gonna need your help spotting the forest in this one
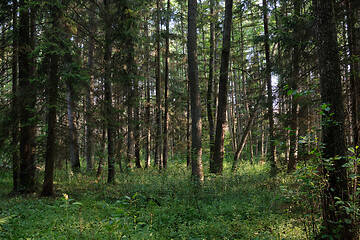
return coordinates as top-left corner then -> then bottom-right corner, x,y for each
0,0 -> 359,239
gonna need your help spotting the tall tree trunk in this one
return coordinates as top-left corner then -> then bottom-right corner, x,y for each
162,0 -> 170,171
144,18 -> 151,168
104,0 -> 115,182
212,0 -> 233,174
11,0 -> 19,194
18,0 -> 36,194
263,0 -> 277,176
188,0 -> 204,182
42,6 -> 61,196
155,0 -> 162,167
314,0 -> 357,238
287,0 -> 301,173
346,0 -> 360,203
207,0 -> 216,164
85,0 -> 96,172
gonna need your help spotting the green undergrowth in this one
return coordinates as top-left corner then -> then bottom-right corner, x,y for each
0,161 -> 310,239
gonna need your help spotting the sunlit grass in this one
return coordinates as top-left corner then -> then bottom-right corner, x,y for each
0,159 -> 311,239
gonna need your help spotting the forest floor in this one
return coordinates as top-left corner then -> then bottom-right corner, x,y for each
0,159 -> 319,239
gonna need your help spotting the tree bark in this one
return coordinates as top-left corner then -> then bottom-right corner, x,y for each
188,0 -> 204,182
11,0 -> 19,194
85,0 -> 96,172
162,0 -> 170,171
287,0 -> 301,173
207,0 -> 216,164
104,0 -> 115,182
155,0 -> 162,167
212,0 -> 233,174
18,0 -> 36,194
263,0 -> 277,176
314,0 -> 357,238
144,18 -> 151,168
67,84 -> 80,173
42,5 -> 61,196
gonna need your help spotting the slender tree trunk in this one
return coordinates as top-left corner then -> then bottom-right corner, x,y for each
186,78 -> 191,167
212,0 -> 233,174
42,6 -> 61,196
18,0 -> 36,194
263,0 -> 277,176
85,0 -> 95,172
11,0 -> 19,194
207,0 -> 216,163
346,0 -> 360,203
314,0 -> 357,238
144,18 -> 151,168
287,0 -> 301,173
162,0 -> 170,171
134,81 -> 141,169
103,1 -> 115,181
188,0 -> 204,182
155,0 -> 162,167
232,105 -> 258,171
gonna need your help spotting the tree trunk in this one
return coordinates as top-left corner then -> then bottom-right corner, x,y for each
207,0 -> 216,163
11,0 -> 19,194
212,0 -> 233,174
18,0 -> 36,194
96,125 -> 106,179
67,84 -> 80,173
85,0 -> 95,172
188,0 -> 204,182
263,0 -> 277,176
42,6 -> 61,196
144,18 -> 151,168
103,1 -> 115,182
155,0 -> 162,167
314,0 -> 357,238
162,0 -> 170,171
134,81 -> 141,169
232,104 -> 259,171
287,0 -> 301,173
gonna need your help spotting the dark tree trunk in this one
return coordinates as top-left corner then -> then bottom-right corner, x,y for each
314,0 -> 357,238
134,81 -> 141,169
103,3 -> 115,182
188,0 -> 204,182
42,6 -> 61,197
85,0 -> 96,172
212,0 -> 233,174
155,0 -> 162,168
67,84 -> 80,173
18,0 -> 36,194
11,0 -> 19,194
207,0 -> 216,163
263,0 -> 277,176
162,0 -> 170,171
287,0 -> 301,173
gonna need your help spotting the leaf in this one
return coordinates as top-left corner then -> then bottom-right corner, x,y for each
0,215 -> 15,225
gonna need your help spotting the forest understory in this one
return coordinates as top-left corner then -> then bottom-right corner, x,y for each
0,160 -> 318,240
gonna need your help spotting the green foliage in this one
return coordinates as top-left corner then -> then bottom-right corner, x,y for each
0,162 -> 310,239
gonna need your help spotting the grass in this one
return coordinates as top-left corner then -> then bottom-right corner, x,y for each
0,160 -> 312,239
